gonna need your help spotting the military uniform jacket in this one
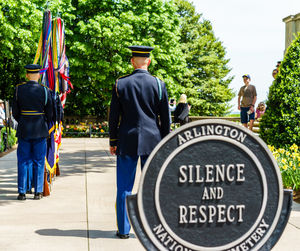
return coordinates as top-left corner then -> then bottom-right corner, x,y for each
109,69 -> 170,156
12,81 -> 53,139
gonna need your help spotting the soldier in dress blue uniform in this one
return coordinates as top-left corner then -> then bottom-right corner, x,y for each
12,64 -> 53,200
109,45 -> 170,239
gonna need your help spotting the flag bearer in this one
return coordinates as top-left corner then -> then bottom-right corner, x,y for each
109,46 -> 170,238
12,64 -> 53,200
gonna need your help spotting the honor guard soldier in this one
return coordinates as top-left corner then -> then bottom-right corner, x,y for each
12,64 -> 53,200
109,45 -> 170,239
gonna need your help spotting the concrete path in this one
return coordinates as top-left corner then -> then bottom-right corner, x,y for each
0,138 -> 143,251
0,138 -> 299,251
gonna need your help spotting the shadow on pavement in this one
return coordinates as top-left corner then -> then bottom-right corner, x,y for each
0,148 -> 115,206
58,149 -> 115,178
0,164 -> 18,205
0,195 -> 17,202
0,183 -> 17,188
35,228 -> 136,239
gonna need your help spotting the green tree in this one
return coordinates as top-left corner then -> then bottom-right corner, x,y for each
0,0 -> 74,101
0,0 -> 42,100
260,33 -> 300,148
175,0 -> 234,116
64,0 -> 186,117
0,0 -> 234,118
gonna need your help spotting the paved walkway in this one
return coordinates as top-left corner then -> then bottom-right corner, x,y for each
0,138 -> 299,251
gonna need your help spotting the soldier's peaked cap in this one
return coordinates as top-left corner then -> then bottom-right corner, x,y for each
128,45 -> 154,57
25,64 -> 41,73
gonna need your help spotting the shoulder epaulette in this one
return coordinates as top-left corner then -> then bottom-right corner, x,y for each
153,75 -> 164,82
117,73 -> 132,80
15,82 -> 27,100
115,79 -> 119,97
115,74 -> 132,98
16,82 -> 27,87
39,83 -> 50,89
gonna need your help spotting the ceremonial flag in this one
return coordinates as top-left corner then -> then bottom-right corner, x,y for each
33,10 -> 72,195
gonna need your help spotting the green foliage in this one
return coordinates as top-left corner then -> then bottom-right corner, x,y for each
0,0 -> 74,101
260,33 -> 300,148
0,127 -> 17,152
175,0 -> 234,116
0,0 -> 42,100
0,0 -> 233,118
64,0 -> 186,117
269,144 -> 300,191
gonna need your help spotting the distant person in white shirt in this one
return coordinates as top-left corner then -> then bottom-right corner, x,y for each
0,99 -> 5,130
169,98 -> 176,126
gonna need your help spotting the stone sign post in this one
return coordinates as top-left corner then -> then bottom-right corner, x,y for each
283,13 -> 300,51
127,120 -> 292,251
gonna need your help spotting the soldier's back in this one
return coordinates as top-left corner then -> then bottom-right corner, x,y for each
14,81 -> 49,139
116,69 -> 167,155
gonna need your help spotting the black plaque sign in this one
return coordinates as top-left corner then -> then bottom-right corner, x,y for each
127,120 -> 292,251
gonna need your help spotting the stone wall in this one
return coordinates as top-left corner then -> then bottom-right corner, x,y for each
283,13 -> 300,50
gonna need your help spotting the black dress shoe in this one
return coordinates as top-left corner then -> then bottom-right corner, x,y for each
116,231 -> 129,239
17,193 -> 26,200
34,193 -> 43,200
